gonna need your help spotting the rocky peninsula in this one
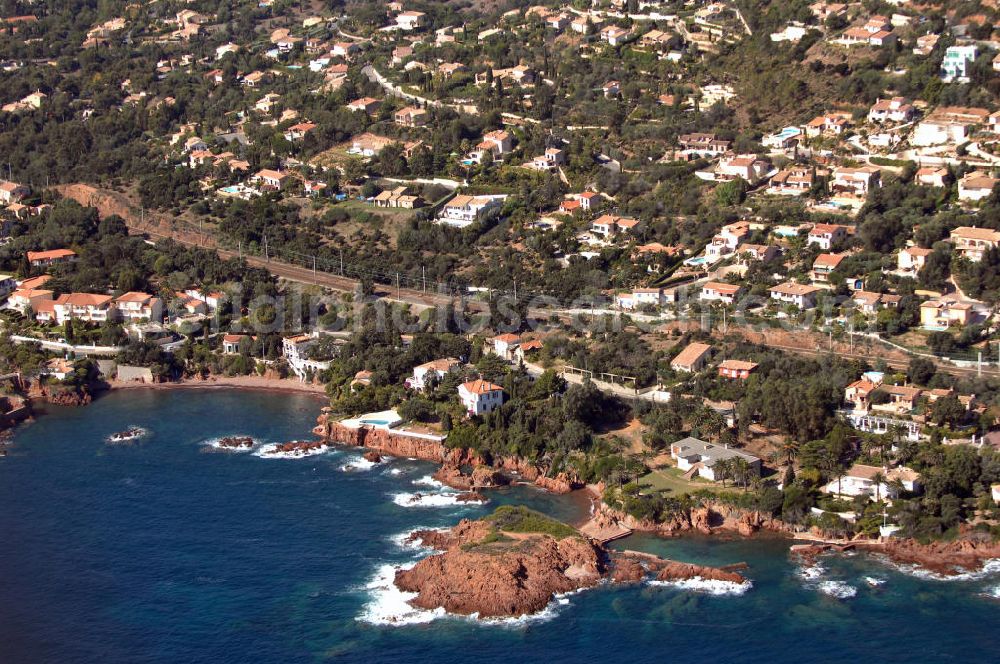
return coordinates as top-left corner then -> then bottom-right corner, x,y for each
395,506 -> 750,619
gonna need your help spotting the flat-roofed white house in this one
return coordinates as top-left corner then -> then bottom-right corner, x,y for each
282,333 -> 334,379
670,436 -> 761,482
617,288 -> 666,310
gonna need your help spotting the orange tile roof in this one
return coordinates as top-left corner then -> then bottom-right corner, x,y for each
461,379 -> 503,395
671,342 -> 712,367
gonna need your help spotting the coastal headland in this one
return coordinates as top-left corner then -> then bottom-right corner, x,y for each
396,506 -> 749,619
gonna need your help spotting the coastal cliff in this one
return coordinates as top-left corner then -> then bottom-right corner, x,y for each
316,412 -> 581,493
395,506 -> 749,619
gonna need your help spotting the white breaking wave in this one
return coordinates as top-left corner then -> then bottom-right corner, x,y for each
340,455 -> 377,472
882,557 -> 1000,583
982,585 -> 1000,600
357,563 -> 585,627
202,436 -> 257,452
105,427 -> 148,444
412,475 -> 446,489
817,580 -> 857,599
388,527 -> 443,552
648,577 -> 753,596
796,563 -> 855,599
391,492 -> 486,508
253,443 -> 330,459
796,563 -> 826,581
356,563 -> 447,626
864,576 -> 886,587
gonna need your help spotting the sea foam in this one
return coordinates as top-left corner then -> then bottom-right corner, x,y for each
340,455 -> 377,472
648,577 -> 753,596
357,562 -> 583,627
817,580 -> 857,600
880,557 -> 1000,582
356,563 -> 447,626
253,443 -> 330,459
202,436 -> 257,453
391,492 -> 485,508
412,475 -> 445,489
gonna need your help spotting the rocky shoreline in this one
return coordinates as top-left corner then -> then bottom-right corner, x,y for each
792,534 -> 1000,577
395,508 -> 750,619
315,412 -> 582,494
316,410 -> 1000,580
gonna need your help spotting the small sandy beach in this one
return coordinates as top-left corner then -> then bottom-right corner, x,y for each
108,375 -> 328,396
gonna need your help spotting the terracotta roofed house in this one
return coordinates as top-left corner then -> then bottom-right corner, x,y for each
950,226 -> 1000,262
458,379 -> 504,416
670,342 -> 712,373
718,359 -> 758,379
409,357 -> 461,390
27,248 -> 77,267
114,292 -> 163,322
812,252 -> 846,282
700,281 -> 742,305
770,282 -> 821,309
898,246 -> 932,272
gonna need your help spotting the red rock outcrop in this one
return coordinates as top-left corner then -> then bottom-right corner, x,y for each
27,381 -> 92,406
854,535 -> 1000,576
397,513 -> 752,619
395,532 -> 604,618
362,450 -> 382,463
656,561 -> 746,585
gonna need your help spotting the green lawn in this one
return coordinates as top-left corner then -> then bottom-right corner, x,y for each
637,466 -> 727,496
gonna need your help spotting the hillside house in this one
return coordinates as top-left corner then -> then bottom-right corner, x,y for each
458,379 -> 504,416
807,223 -> 849,250
950,226 -> 1000,261
700,282 -> 742,305
718,359 -> 758,380
670,436 -> 761,482
770,282 -> 821,309
408,358 -> 461,390
670,342 -> 712,373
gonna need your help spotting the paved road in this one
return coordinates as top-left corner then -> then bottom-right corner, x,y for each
361,64 -> 478,115
56,184 -> 995,380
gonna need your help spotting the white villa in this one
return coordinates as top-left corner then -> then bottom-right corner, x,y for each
408,358 -> 461,390
458,379 -> 504,416
669,436 -> 761,482
821,464 -> 921,500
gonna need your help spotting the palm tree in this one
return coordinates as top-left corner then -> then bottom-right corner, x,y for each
871,471 -> 886,503
731,457 -> 752,492
781,438 -> 800,466
714,457 -> 732,487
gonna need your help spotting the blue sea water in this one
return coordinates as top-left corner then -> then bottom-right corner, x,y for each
1,388 -> 999,664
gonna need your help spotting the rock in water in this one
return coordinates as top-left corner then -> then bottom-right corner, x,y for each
394,506 -> 748,619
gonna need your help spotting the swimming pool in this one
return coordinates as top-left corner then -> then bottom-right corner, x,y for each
684,256 -> 709,266
219,186 -> 241,194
